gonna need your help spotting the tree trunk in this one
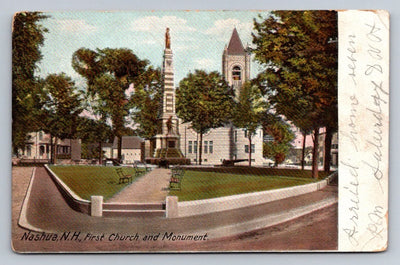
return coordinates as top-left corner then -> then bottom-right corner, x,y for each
117,135 -> 122,163
324,126 -> 333,173
248,134 -> 252,167
301,131 -> 306,170
198,132 -> 203,165
53,136 -> 58,165
312,128 -> 320,179
50,135 -> 54,164
98,141 -> 103,165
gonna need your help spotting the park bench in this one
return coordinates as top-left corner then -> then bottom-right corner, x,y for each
169,166 -> 185,191
133,164 -> 143,178
116,168 -> 132,184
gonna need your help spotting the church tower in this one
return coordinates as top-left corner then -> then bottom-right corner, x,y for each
222,28 -> 251,98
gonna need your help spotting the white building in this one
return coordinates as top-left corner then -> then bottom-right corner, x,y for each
111,136 -> 144,164
18,131 -> 81,161
178,29 -> 264,165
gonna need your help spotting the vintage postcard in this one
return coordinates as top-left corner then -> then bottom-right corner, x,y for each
11,10 -> 389,252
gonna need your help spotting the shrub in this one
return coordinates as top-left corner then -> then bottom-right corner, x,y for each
146,157 -> 190,166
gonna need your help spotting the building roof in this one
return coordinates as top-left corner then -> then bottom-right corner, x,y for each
227,28 -> 245,55
102,143 -> 113,148
112,136 -> 143,149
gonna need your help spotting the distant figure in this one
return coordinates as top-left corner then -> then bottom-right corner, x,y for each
165,28 -> 171,49
166,116 -> 173,134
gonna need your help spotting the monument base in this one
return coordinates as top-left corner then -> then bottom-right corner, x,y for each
147,134 -> 190,166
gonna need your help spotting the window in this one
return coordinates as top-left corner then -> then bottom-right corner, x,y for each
26,145 -> 31,157
204,141 -> 208,154
234,130 -> 237,142
232,66 -> 241,81
39,145 -> 45,156
264,134 -> 274,142
194,141 -> 197,154
38,131 -> 43,141
245,145 -> 255,153
244,130 -> 247,138
188,141 -> 192,154
209,141 -> 213,154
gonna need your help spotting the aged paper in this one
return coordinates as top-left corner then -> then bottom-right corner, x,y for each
11,10 -> 389,252
338,10 -> 389,251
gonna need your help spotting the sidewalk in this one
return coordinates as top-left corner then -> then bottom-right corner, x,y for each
107,168 -> 171,203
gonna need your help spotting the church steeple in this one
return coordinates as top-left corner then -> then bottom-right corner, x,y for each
222,28 -> 251,99
227,28 -> 245,55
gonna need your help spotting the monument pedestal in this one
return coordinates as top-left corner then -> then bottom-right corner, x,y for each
154,134 -> 179,150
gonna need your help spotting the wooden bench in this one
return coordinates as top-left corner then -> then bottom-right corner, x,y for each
133,164 -> 142,179
169,166 -> 185,191
116,168 -> 132,184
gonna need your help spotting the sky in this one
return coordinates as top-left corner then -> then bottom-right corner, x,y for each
36,11 -> 271,88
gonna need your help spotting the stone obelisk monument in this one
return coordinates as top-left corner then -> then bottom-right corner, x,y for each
154,28 -> 182,157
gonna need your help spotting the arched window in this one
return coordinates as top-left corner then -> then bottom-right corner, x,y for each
232,66 -> 241,81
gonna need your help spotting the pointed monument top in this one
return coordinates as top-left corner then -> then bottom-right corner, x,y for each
227,28 -> 245,55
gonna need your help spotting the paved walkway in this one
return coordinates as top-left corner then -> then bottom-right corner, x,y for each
107,168 -> 171,203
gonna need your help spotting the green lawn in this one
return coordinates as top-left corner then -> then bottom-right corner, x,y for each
169,170 -> 319,201
49,166 -> 145,201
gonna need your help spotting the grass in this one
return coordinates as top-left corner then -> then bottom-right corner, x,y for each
169,170 -> 320,201
49,165 -> 146,201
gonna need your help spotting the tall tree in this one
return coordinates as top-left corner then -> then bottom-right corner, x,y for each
77,116 -> 113,163
12,12 -> 48,155
72,47 -> 148,162
262,115 -> 294,166
176,70 -> 234,165
129,67 -> 163,139
42,73 -> 83,163
253,11 -> 338,178
233,80 -> 267,166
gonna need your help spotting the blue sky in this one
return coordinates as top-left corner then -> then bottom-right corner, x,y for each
37,11 -> 271,88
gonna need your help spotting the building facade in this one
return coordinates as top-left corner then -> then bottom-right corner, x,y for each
19,131 -> 81,161
109,136 -> 144,164
178,29 -> 264,165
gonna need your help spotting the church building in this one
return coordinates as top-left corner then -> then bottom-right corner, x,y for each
178,29 -> 264,165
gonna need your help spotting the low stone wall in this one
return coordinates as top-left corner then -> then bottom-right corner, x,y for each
45,164 -> 336,219
168,176 -> 333,218
44,165 -> 91,215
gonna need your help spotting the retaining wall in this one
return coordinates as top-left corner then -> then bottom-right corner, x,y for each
44,165 -> 91,215
167,174 -> 335,218
44,165 -> 165,217
45,164 -> 336,219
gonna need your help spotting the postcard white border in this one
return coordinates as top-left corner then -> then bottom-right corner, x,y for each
4,1 -> 399,264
